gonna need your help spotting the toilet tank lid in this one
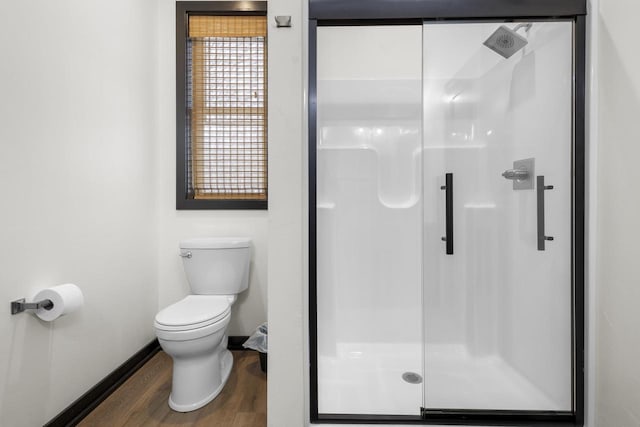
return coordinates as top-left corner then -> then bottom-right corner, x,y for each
180,237 -> 251,249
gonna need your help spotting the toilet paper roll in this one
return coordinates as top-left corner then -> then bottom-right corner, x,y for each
32,284 -> 84,321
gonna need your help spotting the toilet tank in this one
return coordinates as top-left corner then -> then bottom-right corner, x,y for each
179,237 -> 251,295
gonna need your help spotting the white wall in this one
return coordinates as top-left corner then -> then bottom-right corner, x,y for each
155,0 -> 268,337
586,2 -> 598,425
266,0 -> 307,425
0,0 -> 159,425
595,0 -> 640,424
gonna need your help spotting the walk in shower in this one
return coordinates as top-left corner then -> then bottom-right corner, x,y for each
309,1 -> 586,425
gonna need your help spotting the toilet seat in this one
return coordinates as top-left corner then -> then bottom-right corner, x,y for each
155,295 -> 231,332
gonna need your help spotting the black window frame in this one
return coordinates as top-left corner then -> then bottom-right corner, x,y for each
176,1 -> 268,210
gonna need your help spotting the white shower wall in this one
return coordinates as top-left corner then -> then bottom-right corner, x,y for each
317,21 -> 574,415
422,22 -> 573,410
317,25 -> 424,415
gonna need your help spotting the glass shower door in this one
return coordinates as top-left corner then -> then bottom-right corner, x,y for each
422,21 -> 574,412
315,24 -> 424,416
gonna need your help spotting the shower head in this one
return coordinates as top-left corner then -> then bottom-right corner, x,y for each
483,24 -> 530,59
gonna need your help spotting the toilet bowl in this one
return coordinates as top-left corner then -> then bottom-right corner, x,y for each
155,295 -> 232,412
154,237 -> 251,412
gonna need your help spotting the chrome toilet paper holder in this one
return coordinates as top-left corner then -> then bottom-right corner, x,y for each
10,298 -> 54,315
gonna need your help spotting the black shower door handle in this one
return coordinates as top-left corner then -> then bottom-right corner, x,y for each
440,173 -> 453,255
537,175 -> 555,250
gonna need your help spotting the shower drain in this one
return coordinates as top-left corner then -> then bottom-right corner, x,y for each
402,372 -> 423,384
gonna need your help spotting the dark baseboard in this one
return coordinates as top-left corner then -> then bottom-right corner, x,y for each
45,339 -> 161,427
44,335 -> 252,426
228,335 -> 249,350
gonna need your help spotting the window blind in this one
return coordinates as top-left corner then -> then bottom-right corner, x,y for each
188,15 -> 267,200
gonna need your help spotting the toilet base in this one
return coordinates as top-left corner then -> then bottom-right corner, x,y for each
168,349 -> 234,412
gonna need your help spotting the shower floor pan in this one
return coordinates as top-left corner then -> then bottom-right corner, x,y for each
318,343 -> 560,416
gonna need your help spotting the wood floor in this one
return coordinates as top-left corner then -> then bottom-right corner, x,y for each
79,350 -> 266,427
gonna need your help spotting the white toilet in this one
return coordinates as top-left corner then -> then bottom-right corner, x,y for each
154,237 -> 251,412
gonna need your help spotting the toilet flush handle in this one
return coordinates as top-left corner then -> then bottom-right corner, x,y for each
179,251 -> 192,259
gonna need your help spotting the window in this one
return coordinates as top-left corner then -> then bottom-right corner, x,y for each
176,2 -> 267,209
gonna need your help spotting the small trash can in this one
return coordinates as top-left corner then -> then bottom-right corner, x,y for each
258,351 -> 267,373
243,322 -> 268,373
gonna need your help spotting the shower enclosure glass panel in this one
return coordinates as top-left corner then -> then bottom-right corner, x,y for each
316,25 -> 424,416
422,21 -> 573,411
315,18 -> 576,418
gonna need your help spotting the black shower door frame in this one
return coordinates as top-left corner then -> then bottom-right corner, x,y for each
308,0 -> 586,425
